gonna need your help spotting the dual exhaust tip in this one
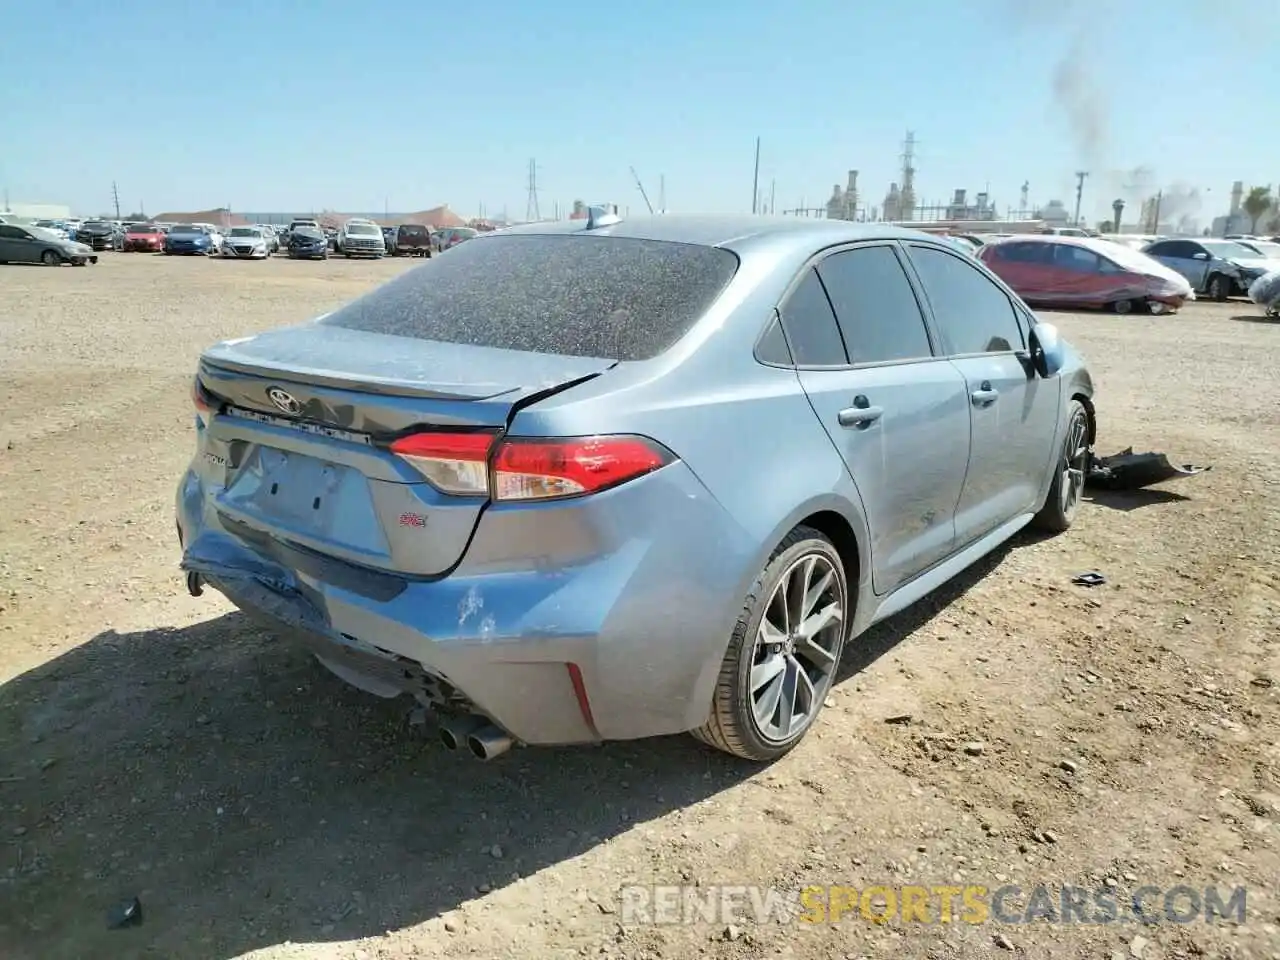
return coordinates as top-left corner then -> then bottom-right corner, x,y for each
438,713 -> 513,761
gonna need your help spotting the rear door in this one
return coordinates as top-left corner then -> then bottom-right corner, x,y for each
0,225 -> 27,261
902,243 -> 1060,548
784,243 -> 972,595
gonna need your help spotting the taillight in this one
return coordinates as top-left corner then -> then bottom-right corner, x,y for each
193,378 -> 214,426
387,432 -> 673,501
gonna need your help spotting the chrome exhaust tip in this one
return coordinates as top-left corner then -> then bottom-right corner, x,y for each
438,714 -> 487,752
466,725 -> 514,761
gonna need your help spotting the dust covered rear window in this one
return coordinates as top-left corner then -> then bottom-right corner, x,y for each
318,234 -> 740,361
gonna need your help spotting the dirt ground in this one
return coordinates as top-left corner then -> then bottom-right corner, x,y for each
1,253 -> 1278,960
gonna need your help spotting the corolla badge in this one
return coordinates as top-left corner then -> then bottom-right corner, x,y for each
266,386 -> 303,415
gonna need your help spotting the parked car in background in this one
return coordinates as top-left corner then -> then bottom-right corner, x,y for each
979,235 -> 1193,314
176,214 -> 1094,762
0,223 -> 97,265
337,220 -> 385,257
222,226 -> 273,259
324,227 -> 339,250
76,220 -> 118,251
287,218 -> 320,239
391,223 -> 433,257
434,226 -> 478,251
1141,238 -> 1273,301
254,225 -> 280,253
1234,239 -> 1280,260
381,226 -> 398,253
164,224 -> 216,256
190,223 -> 224,253
286,225 -> 329,260
123,222 -> 166,252
33,220 -> 70,240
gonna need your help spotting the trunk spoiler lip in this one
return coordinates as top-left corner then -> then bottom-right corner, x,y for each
199,356 -> 524,401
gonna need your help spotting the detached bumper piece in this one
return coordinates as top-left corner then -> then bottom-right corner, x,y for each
1086,448 -> 1211,491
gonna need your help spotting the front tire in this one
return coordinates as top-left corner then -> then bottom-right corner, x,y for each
693,526 -> 849,761
1033,399 -> 1090,533
1207,273 -> 1231,302
41,250 -> 61,266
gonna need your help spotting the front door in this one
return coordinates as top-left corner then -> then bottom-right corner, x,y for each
778,246 -> 972,596
1147,239 -> 1210,290
903,243 -> 1062,547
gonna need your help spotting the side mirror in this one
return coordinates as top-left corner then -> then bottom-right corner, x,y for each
1028,322 -> 1065,379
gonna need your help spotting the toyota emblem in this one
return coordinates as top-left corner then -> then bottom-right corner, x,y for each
266,386 -> 302,415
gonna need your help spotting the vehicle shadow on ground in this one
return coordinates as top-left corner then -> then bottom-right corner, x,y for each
1084,487 -> 1191,512
1231,313 -> 1279,324
0,538 -> 1022,959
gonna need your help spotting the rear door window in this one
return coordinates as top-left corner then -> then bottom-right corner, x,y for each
814,245 -> 934,364
777,269 -> 848,366
321,235 -> 739,361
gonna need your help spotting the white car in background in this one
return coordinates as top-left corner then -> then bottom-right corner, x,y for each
221,225 -> 273,259
337,219 -> 386,257
191,222 -> 225,252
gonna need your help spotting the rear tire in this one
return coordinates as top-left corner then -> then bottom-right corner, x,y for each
1033,399 -> 1090,533
692,526 -> 849,761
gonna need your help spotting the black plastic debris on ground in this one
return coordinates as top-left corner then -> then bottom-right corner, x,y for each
1071,572 -> 1107,587
107,897 -> 143,930
1086,448 -> 1210,491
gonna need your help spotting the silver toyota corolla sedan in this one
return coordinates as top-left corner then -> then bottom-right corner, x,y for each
176,212 -> 1095,762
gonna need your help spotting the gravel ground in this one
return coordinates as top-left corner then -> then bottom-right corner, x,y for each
1,253 -> 1278,960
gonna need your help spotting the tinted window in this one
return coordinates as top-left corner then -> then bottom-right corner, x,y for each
0,225 -> 28,240
907,245 -> 1024,355
321,235 -> 740,362
754,314 -> 793,365
999,242 -> 1050,263
399,225 -> 429,237
777,269 -> 847,366
1054,245 -> 1101,271
815,246 -> 932,364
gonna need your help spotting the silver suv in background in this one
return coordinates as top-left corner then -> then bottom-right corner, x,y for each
1142,238 -> 1274,301
337,219 -> 385,257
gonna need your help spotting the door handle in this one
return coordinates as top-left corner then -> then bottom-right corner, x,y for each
837,397 -> 883,428
970,381 -> 998,406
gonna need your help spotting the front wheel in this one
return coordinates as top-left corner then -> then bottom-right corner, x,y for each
1032,399 -> 1090,533
1207,274 -> 1231,302
41,250 -> 61,266
692,526 -> 849,761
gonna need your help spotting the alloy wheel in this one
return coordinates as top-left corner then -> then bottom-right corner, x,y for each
748,553 -> 845,743
1059,409 -> 1090,519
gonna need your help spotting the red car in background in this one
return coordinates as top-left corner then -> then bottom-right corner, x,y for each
123,223 -> 166,253
979,235 -> 1194,315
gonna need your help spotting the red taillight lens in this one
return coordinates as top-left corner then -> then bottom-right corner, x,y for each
193,378 -> 213,426
389,431 -> 496,496
492,436 -> 670,501
388,432 -> 673,501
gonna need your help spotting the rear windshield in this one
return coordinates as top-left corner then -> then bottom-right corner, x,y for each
398,224 -> 428,236
320,234 -> 740,361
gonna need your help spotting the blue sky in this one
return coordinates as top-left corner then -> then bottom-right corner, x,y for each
3,0 -> 1271,224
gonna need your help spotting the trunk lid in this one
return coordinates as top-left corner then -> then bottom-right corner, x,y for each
196,324 -> 614,576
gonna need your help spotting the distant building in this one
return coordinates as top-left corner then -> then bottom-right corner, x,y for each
569,200 -> 588,220
944,189 -> 997,221
1,202 -> 71,220
825,171 -> 860,221
1036,200 -> 1070,226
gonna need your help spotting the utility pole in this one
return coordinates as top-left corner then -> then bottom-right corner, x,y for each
658,175 -> 665,213
769,179 -> 776,215
1073,171 -> 1088,226
751,137 -> 761,214
111,181 -> 121,219
1150,190 -> 1163,233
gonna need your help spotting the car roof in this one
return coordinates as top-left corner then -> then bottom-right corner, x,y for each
488,214 -> 945,252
